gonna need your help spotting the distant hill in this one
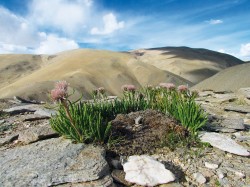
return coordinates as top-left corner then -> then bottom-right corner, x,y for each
0,47 -> 244,101
192,62 -> 250,92
132,47 -> 243,84
0,49 -> 190,101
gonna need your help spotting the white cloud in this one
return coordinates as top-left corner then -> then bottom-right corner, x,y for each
0,43 -> 31,54
218,49 -> 225,53
0,6 -> 41,47
207,19 -> 223,25
91,13 -> 124,35
28,0 -> 93,35
240,43 -> 250,57
35,34 -> 79,54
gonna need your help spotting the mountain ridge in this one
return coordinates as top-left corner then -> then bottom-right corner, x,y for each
0,47 -> 244,101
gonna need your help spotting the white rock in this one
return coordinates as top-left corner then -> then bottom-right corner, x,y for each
200,132 -> 250,156
224,167 -> 246,178
235,171 -> 245,178
135,116 -> 143,125
216,170 -> 225,179
192,172 -> 206,184
205,162 -> 219,169
123,155 -> 175,186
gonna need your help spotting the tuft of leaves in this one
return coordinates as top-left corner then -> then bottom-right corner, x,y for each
50,101 -> 111,144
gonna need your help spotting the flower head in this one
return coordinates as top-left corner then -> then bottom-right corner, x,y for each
51,88 -> 67,102
178,85 -> 188,92
159,83 -> 176,90
51,81 -> 69,102
121,84 -> 136,92
55,80 -> 69,91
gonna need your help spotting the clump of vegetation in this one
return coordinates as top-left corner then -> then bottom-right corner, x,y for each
50,81 -> 111,143
50,81 -> 207,145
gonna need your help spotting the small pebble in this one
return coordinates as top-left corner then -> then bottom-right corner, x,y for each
193,172 -> 206,184
205,162 -> 219,169
216,170 -> 225,179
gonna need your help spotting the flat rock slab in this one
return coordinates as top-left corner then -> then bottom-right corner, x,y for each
3,104 -> 42,115
0,134 -> 18,146
34,108 -> 57,117
207,118 -> 245,133
111,170 -> 133,186
0,138 -> 109,186
238,88 -> 250,99
56,175 -> 114,187
200,132 -> 250,156
198,91 -> 214,97
23,114 -> 50,121
224,105 -> 250,113
18,125 -> 58,144
220,118 -> 245,130
209,94 -> 237,103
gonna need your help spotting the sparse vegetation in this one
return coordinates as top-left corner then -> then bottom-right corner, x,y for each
50,81 -> 207,145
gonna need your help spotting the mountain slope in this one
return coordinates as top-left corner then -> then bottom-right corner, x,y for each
132,47 -> 243,84
192,62 -> 250,91
0,47 -> 244,101
0,49 -> 190,101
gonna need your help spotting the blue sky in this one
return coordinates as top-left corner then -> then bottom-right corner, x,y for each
0,0 -> 250,60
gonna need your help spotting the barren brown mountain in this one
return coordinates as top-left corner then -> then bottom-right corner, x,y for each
131,47 -> 243,84
192,62 -> 250,92
0,47 -> 244,101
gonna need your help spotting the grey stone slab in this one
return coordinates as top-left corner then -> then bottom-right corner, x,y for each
23,114 -> 50,121
238,87 -> 250,99
206,117 -> 245,133
34,108 -> 57,117
0,138 -> 109,187
56,175 -> 114,187
0,134 -> 18,146
220,118 -> 245,130
3,104 -> 41,115
224,105 -> 250,113
18,125 -> 58,144
200,132 -> 250,156
13,96 -> 43,104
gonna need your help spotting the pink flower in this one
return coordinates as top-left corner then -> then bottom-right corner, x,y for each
159,83 -> 176,90
55,80 -> 69,91
178,85 -> 188,92
51,81 -> 69,102
127,85 -> 136,91
121,84 -> 136,92
51,88 -> 67,102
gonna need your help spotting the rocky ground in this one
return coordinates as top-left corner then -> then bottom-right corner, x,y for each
0,88 -> 249,187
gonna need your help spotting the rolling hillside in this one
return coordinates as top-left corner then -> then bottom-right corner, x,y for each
131,47 -> 243,84
0,47 -> 244,101
0,49 -> 190,101
192,62 -> 250,91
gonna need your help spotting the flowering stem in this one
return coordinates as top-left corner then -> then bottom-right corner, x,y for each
61,99 -> 82,142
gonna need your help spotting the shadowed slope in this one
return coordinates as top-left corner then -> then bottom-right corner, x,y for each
131,47 -> 243,84
192,62 -> 250,92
